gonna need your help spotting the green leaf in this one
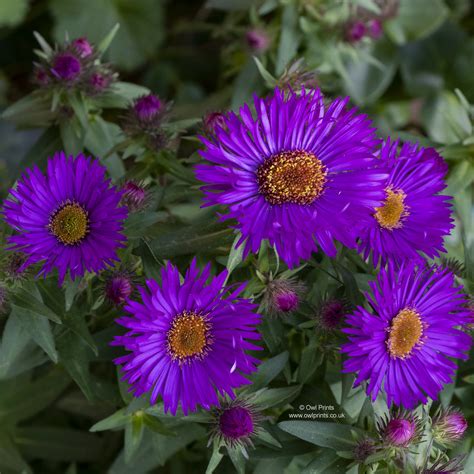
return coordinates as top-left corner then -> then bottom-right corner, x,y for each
84,116 -> 125,179
10,285 -> 62,324
276,4 -> 301,74
206,441 -> 224,474
253,385 -> 302,410
0,0 -> 29,28
226,233 -> 245,278
97,23 -> 121,55
2,93 -> 55,127
90,408 -> 130,432
51,0 -> 165,71
11,306 -> 58,363
253,57 -> 277,87
278,421 -> 362,451
62,309 -> 98,356
248,351 -> 289,391
231,57 -> 261,109
297,343 -> 323,384
302,449 -> 349,474
0,368 -> 70,423
125,412 -> 145,462
15,427 -> 104,462
142,414 -> 176,436
0,432 -> 31,474
384,0 -> 448,44
95,81 -> 150,109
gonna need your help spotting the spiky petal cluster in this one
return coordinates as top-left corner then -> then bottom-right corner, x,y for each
112,260 -> 261,415
432,407 -> 468,446
196,88 -> 387,268
3,153 -> 127,283
358,139 -> 452,266
342,262 -> 472,409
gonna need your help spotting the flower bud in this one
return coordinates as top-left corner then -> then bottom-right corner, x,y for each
265,278 -> 305,316
104,271 -> 134,305
368,19 -> 383,39
72,37 -> 93,58
432,407 -> 467,445
245,29 -> 270,53
203,111 -> 227,137
319,299 -> 348,330
384,418 -> 416,447
120,181 -> 149,212
133,94 -> 163,122
51,53 -> 82,81
353,437 -> 376,462
345,21 -> 366,43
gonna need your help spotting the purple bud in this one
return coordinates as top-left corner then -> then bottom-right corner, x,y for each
384,418 -> 416,447
219,406 -> 254,440
433,408 -> 467,445
105,274 -> 134,305
89,72 -> 110,92
133,94 -> 163,121
353,438 -> 376,462
120,181 -> 149,212
246,29 -> 271,53
346,21 -> 366,43
368,19 -> 383,39
275,291 -> 299,313
319,299 -> 347,329
51,53 -> 82,81
72,37 -> 93,58
34,66 -> 50,86
203,111 -> 227,136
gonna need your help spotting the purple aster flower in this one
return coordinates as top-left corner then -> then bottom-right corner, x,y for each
196,88 -> 386,268
432,407 -> 467,445
358,138 -> 453,266
209,397 -> 262,450
246,29 -> 271,53
51,53 -> 82,81
133,94 -> 163,122
72,37 -> 93,58
342,262 -> 472,409
112,260 -> 262,415
378,411 -> 421,447
3,153 -> 127,283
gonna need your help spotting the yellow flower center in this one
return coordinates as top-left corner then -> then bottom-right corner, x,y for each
374,188 -> 408,230
49,202 -> 89,245
167,311 -> 212,362
257,150 -> 327,205
387,308 -> 423,359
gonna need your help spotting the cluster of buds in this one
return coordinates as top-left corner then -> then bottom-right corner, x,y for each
33,36 -> 116,95
122,93 -> 170,151
345,0 -> 399,43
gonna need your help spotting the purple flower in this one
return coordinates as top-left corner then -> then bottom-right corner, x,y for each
119,180 -> 149,212
203,111 -> 227,137
368,19 -> 383,39
112,260 -> 262,415
133,94 -> 163,122
51,53 -> 82,81
3,153 -> 127,283
196,88 -> 386,268
346,21 -> 367,42
342,262 -> 472,409
210,397 -> 261,449
105,270 -> 135,305
381,414 -> 419,447
246,29 -> 270,53
264,278 -> 305,315
72,37 -> 93,58
318,298 -> 348,330
432,407 -> 468,445
358,138 -> 453,266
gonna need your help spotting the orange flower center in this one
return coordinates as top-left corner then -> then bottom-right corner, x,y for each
257,150 -> 327,205
387,308 -> 423,358
49,202 -> 89,245
374,188 -> 408,230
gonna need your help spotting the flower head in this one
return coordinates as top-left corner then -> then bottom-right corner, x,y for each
133,94 -> 163,122
104,269 -> 136,306
379,411 -> 421,447
112,260 -> 261,414
51,53 -> 82,81
196,88 -> 386,268
358,138 -> 452,266
318,298 -> 349,330
342,262 -> 472,409
264,278 -> 305,316
3,153 -> 127,283
432,407 -> 467,446
245,29 -> 270,53
72,37 -> 93,58
119,180 -> 150,212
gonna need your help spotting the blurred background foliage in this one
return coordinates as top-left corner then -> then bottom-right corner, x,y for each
0,0 -> 473,473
